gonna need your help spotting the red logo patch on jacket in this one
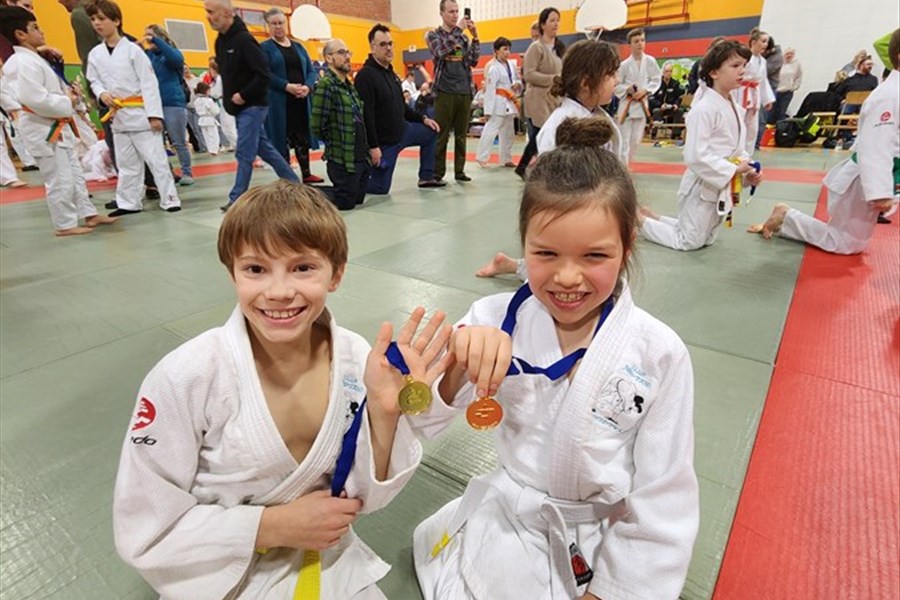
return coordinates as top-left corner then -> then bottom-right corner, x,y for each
131,397 -> 156,431
881,111 -> 892,122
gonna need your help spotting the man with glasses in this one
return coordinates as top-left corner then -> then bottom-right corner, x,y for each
311,39 -> 370,210
203,0 -> 298,212
426,0 -> 480,183
355,24 -> 445,194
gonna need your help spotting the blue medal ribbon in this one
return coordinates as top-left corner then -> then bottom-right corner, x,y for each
501,284 -> 615,381
330,342 -> 411,496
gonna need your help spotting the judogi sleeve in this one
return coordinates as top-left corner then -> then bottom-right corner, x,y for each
684,105 -> 738,190
16,57 -> 72,118
85,47 -> 106,101
614,59 -> 631,101
131,46 -> 164,119
645,57 -> 662,95
589,341 -> 699,600
855,83 -> 899,201
113,357 -> 262,600
0,58 -> 22,111
344,338 -> 424,514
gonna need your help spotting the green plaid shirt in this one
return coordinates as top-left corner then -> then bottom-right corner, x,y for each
311,69 -> 367,172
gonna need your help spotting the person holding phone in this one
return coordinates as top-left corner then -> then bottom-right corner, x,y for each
426,1 -> 480,183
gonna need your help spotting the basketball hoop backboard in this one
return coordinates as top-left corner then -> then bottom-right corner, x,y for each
576,0 -> 628,39
290,4 -> 332,41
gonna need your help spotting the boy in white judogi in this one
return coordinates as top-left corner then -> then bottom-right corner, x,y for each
194,80 -> 220,154
749,29 -> 900,253
732,30 -> 774,157
85,0 -> 180,215
641,41 -> 763,251
114,180 -> 453,599
614,28 -> 661,164
0,7 -> 116,235
476,37 -> 521,167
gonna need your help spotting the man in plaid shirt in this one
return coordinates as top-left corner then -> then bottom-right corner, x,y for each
426,0 -> 480,182
311,38 -> 370,210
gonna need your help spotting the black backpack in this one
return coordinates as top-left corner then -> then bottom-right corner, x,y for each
775,119 -> 800,147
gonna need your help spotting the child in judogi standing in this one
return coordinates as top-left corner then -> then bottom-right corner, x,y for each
412,118 -> 699,600
0,7 -> 116,235
748,28 -> 899,254
85,0 -> 181,215
113,180 -> 453,599
476,37 -> 521,168
194,81 -> 221,155
640,41 -> 764,251
614,27 -> 661,164
734,29 -> 774,157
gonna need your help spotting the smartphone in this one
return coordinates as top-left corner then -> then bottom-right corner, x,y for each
464,7 -> 471,20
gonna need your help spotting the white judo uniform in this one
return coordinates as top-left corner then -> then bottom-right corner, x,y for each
195,95 -> 221,154
113,307 -> 422,600
86,38 -> 180,211
777,69 -> 900,254
4,47 -> 98,230
536,97 -> 623,159
412,286 -> 699,600
0,66 -> 37,170
476,59 -> 520,165
731,54 -> 773,156
80,140 -> 116,182
615,54 -> 661,164
641,89 -> 750,250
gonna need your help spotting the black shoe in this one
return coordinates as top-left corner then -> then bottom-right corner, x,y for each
165,206 -> 181,213
108,208 -> 141,217
220,203 -> 231,213
104,200 -> 118,210
877,213 -> 892,224
514,168 -> 527,181
418,178 -> 448,188
455,173 -> 472,182
22,165 -> 39,172
145,187 -> 160,200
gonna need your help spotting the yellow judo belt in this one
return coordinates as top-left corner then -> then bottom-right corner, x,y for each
254,548 -> 321,599
99,95 -> 145,123
21,106 -> 79,143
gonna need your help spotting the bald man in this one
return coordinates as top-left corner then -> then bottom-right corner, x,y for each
204,0 -> 298,211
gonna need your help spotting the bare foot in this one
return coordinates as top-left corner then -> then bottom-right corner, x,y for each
3,179 -> 27,188
639,205 -> 660,221
477,160 -> 490,168
55,226 -> 93,237
85,214 -> 119,227
475,252 -> 519,278
748,203 -> 789,239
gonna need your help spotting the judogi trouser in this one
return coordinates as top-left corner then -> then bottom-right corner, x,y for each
33,145 -> 98,230
641,191 -> 723,251
780,178 -> 880,255
114,129 -> 180,211
6,120 -> 37,167
200,125 -> 220,154
476,114 -> 515,164
0,127 -> 19,185
620,116 -> 646,164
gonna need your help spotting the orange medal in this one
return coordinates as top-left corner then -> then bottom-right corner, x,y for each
466,397 -> 504,430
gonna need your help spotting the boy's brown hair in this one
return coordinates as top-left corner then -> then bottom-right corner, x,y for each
627,28 -> 645,42
85,0 -> 123,29
700,40 -> 751,87
217,181 -> 348,274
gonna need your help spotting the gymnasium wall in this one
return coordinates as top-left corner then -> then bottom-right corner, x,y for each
760,0 -> 899,115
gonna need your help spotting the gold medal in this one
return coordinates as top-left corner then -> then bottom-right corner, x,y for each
398,376 -> 432,415
466,396 -> 503,430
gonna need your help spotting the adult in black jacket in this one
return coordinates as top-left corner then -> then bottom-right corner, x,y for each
649,63 -> 684,139
354,24 -> 445,193
204,0 -> 298,210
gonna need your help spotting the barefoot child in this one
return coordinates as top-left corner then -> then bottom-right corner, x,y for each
194,80 -> 221,154
113,180 -> 452,599
413,119 -> 699,600
85,0 -> 181,215
748,28 -> 899,254
477,39 -> 623,280
0,7 -> 117,235
640,40 -> 763,251
614,28 -> 661,164
475,37 -> 521,168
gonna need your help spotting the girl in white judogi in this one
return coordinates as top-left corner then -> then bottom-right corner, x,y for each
114,182 -> 453,600
749,30 -> 900,254
0,8 -> 116,235
641,41 -> 763,251
614,28 -> 661,164
476,38 -> 521,167
85,1 -> 180,215
194,81 -> 221,154
732,29 -> 774,157
477,40 -> 624,281
413,118 -> 699,600
81,140 -> 117,181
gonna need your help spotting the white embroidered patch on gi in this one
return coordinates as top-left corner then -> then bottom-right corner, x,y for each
591,364 -> 653,433
341,375 -> 365,421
